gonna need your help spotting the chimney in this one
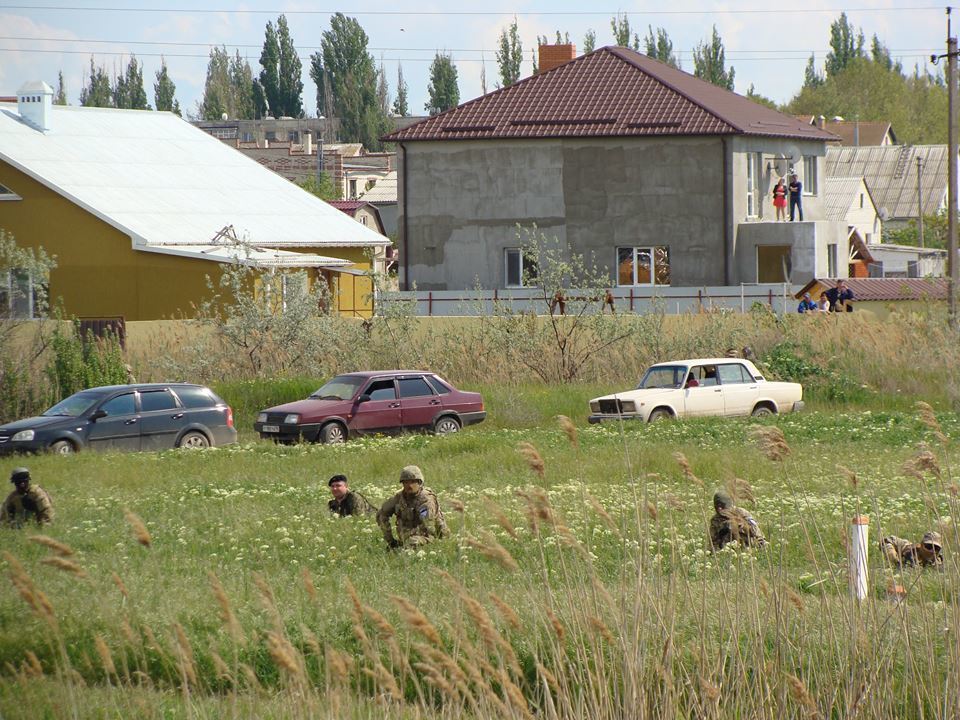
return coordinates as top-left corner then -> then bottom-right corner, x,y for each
854,118 -> 860,147
304,130 -> 313,156
538,44 -> 576,74
17,80 -> 54,132
816,115 -> 825,129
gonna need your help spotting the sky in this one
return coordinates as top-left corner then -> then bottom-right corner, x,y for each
0,1 -> 949,120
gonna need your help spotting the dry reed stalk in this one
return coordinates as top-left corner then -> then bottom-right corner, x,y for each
344,579 -> 364,624
325,647 -> 352,683
172,622 -> 198,688
786,587 -> 806,615
210,650 -> 233,682
27,535 -> 75,556
301,567 -> 318,603
94,634 -> 117,677
516,442 -> 545,480
903,446 -> 942,479
645,500 -> 658,521
728,477 -> 756,503
208,571 -> 243,644
120,619 -> 138,646
545,608 -> 566,642
363,604 -> 397,638
664,492 -> 685,511
556,415 -> 578,448
111,572 -> 129,599
361,661 -> 403,702
588,615 -> 615,644
266,630 -> 304,681
300,624 -> 322,658
758,578 -> 770,598
465,531 -> 519,571
483,498 -> 519,539
390,596 -> 441,645
499,669 -> 534,720
23,650 -> 43,678
240,663 -> 262,692
916,401 -> 949,443
413,659 -> 456,696
748,426 -> 791,462
586,495 -> 622,537
448,498 -> 465,512
412,641 -> 471,694
488,594 -> 522,631
786,673 -> 820,718
40,556 -> 86,578
673,452 -> 704,487
123,509 -> 152,547
836,465 -> 859,489
536,662 -> 560,694
252,572 -> 283,630
699,677 -> 721,702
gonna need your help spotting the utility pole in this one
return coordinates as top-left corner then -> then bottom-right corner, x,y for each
934,8 -> 959,329
917,157 -> 924,248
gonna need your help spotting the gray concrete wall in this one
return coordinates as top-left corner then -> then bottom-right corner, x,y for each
735,220 -> 849,284
399,137 -> 725,290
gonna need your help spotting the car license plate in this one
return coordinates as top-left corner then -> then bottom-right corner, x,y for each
262,424 -> 280,433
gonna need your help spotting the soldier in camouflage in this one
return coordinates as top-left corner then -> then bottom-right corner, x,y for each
377,465 -> 450,549
1,468 -> 54,527
327,474 -> 377,517
880,531 -> 943,568
709,490 -> 765,550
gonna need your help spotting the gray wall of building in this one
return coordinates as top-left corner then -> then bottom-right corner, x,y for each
400,136 -> 726,290
735,220 -> 849,284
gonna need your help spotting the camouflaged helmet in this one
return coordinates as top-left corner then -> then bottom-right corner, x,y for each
713,491 -> 733,512
10,467 -> 30,484
399,465 -> 424,484
921,531 -> 943,550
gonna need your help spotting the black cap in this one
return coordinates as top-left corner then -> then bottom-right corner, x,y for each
328,474 -> 348,486
11,467 -> 30,483
713,491 -> 732,511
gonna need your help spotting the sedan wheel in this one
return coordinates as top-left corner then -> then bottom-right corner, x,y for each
648,408 -> 672,422
751,406 -> 775,418
434,416 -> 461,435
49,439 -> 75,455
320,423 -> 346,444
178,431 -> 210,449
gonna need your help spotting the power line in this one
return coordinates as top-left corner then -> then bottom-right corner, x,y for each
0,3 -> 945,14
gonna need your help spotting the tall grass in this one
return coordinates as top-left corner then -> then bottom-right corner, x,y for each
1,397 -> 958,718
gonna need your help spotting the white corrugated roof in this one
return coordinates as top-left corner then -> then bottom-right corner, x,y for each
357,170 -> 397,203
823,176 -> 875,222
143,243 -> 352,268
0,102 -> 390,257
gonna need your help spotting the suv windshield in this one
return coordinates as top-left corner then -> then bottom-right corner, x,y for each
42,391 -> 105,417
309,375 -> 366,401
637,366 -> 687,390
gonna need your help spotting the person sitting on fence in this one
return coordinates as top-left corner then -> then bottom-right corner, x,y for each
797,293 -> 817,314
826,280 -> 855,312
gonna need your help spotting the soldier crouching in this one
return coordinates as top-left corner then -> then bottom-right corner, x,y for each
709,490 -> 765,551
377,465 -> 449,549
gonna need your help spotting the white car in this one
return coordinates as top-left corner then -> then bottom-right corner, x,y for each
588,358 -> 804,423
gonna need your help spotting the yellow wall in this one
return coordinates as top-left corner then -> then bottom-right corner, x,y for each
0,161 -> 376,319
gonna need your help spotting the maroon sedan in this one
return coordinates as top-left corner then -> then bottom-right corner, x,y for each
254,371 -> 486,444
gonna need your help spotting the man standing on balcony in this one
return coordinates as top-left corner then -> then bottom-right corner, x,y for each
788,173 -> 803,221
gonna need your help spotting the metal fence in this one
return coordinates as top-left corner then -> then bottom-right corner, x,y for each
377,284 -> 798,316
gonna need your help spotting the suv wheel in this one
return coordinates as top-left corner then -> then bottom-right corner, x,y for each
320,423 -> 346,444
434,416 -> 461,435
178,431 -> 210,449
49,439 -> 75,455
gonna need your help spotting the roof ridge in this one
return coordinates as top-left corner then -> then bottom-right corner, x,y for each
604,46 -> 739,134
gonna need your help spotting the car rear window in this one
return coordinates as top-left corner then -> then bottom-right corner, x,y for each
173,386 -> 218,408
718,363 -> 752,385
398,377 -> 434,398
426,376 -> 452,394
140,390 -> 178,412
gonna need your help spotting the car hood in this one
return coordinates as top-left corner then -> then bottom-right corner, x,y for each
0,415 -> 77,432
264,398 -> 353,416
591,388 -> 678,404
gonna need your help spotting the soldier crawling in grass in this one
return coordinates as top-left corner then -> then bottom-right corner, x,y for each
709,490 -> 766,551
377,465 -> 450,549
880,531 -> 944,568
1,467 -> 54,527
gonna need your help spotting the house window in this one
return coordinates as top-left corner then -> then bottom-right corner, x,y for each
0,182 -> 20,200
265,131 -> 277,141
860,193 -> 864,209
348,179 -> 357,198
746,154 -> 758,218
504,248 -> 538,288
2,269 -> 43,319
241,132 -> 254,142
803,156 -> 818,195
288,131 -> 299,142
827,243 -> 838,277
617,246 -> 671,286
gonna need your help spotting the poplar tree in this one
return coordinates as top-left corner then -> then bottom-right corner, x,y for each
114,55 -> 149,110
79,58 -> 113,107
258,15 -> 304,117
611,13 -> 639,50
496,18 -> 523,86
425,52 -> 459,115
582,29 -> 596,54
825,13 -> 865,78
54,71 -> 67,105
643,26 -> 677,67
154,58 -> 181,115
392,63 -> 409,116
693,25 -> 735,90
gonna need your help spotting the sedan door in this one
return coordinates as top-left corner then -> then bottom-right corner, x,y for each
683,365 -> 725,417
138,389 -> 185,450
350,378 -> 402,434
717,363 -> 759,416
86,392 -> 141,451
396,376 -> 441,431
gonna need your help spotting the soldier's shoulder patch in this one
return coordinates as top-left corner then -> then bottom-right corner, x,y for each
419,507 -> 430,519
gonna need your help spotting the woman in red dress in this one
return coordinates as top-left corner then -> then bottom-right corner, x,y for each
772,178 -> 787,221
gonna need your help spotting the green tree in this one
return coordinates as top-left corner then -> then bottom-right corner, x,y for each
114,55 -> 149,110
693,25 -> 735,90
803,54 -> 824,89
154,58 -> 181,115
199,47 -> 257,121
54,71 -> 67,105
377,59 -> 390,117
79,58 -> 113,108
582,28 -> 596,54
425,52 -> 459,115
258,15 -> 303,118
309,13 -> 390,150
870,34 -> 900,73
496,18 -> 523,87
298,173 -> 341,201
229,51 -> 256,119
392,63 -> 409,116
746,84 -> 777,109
825,12 -> 865,78
643,26 -> 677,67
611,13 -> 639,50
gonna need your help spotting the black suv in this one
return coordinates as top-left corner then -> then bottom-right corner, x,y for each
0,384 -> 236,454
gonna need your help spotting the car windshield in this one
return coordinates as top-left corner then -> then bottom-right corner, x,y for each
309,375 -> 366,401
637,365 -> 687,390
42,390 -> 105,417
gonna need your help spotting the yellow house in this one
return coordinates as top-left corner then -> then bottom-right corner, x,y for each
0,81 -> 389,321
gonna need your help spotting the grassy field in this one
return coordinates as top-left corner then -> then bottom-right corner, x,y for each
1,381 -> 959,719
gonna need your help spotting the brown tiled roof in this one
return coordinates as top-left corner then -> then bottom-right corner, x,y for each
795,278 -> 948,301
385,47 -> 837,143
823,120 -> 895,146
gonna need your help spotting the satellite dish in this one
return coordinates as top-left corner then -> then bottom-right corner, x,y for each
774,156 -> 790,177
786,145 -> 801,166
878,207 -> 890,221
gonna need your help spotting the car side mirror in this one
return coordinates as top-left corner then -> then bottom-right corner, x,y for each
357,394 -> 371,404
89,409 -> 107,421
